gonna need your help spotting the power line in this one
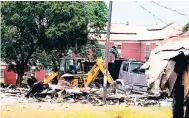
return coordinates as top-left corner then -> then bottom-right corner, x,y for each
150,1 -> 185,29
134,1 -> 182,31
151,1 -> 189,18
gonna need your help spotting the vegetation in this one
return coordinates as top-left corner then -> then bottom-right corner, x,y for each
1,1 -> 107,86
92,44 -> 104,60
183,23 -> 189,32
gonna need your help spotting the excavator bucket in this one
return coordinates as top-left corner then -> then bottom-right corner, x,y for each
25,72 -> 58,97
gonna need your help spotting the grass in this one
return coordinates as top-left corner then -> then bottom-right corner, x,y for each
1,103 -> 172,118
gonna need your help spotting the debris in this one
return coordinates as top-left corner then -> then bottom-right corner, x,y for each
0,81 -> 173,107
67,98 -> 76,103
80,100 -> 88,104
7,84 -> 16,89
93,101 -> 105,106
0,82 -> 5,88
58,79 -> 75,88
159,98 -> 172,107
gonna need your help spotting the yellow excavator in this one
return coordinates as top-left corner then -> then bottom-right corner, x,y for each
25,58 -> 115,97
42,45 -> 120,87
42,58 -> 115,87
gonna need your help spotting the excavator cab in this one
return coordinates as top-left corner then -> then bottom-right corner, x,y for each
59,57 -> 86,74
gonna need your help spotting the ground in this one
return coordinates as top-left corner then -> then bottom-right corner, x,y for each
1,101 -> 172,118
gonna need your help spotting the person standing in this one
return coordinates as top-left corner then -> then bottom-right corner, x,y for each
73,62 -> 78,74
27,74 -> 37,88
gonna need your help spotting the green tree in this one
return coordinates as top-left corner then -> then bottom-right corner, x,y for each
92,44 -> 104,60
183,23 -> 189,32
78,38 -> 103,61
1,1 -> 107,86
71,1 -> 108,60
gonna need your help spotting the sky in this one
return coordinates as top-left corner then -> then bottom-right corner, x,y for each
105,1 -> 189,25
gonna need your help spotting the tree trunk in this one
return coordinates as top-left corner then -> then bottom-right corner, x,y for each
16,66 -> 25,87
16,72 -> 24,87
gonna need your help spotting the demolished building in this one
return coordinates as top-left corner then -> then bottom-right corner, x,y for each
141,31 -> 189,94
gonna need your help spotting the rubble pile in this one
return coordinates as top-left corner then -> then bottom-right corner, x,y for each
58,80 -> 75,88
0,82 -> 173,107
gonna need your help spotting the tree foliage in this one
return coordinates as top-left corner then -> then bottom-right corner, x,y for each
92,44 -> 104,60
71,1 -> 108,59
183,23 -> 189,32
1,1 -> 108,86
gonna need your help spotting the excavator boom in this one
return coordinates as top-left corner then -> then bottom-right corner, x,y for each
43,72 -> 59,84
83,58 -> 115,87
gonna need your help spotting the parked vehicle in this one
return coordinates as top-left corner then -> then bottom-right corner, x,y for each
115,60 -> 147,92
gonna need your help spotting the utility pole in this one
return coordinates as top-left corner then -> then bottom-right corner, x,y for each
103,1 -> 113,104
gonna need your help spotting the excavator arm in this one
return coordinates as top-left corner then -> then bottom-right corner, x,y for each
43,72 -> 59,84
83,59 -> 115,87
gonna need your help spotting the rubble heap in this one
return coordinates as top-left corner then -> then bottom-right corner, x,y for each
0,81 -> 173,107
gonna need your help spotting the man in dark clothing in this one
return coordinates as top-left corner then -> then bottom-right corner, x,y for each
110,46 -> 119,59
27,74 -> 37,88
25,73 -> 49,98
25,82 -> 49,98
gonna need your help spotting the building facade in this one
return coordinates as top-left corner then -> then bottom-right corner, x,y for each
94,22 -> 182,62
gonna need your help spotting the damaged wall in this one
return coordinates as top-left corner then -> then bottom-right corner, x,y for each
142,32 -> 189,92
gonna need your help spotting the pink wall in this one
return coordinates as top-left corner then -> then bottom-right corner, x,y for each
4,65 -> 46,85
4,66 -> 17,85
35,69 -> 45,81
140,44 -> 146,62
121,43 -> 141,61
72,41 -> 158,62
97,39 -> 162,62
150,43 -> 156,51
